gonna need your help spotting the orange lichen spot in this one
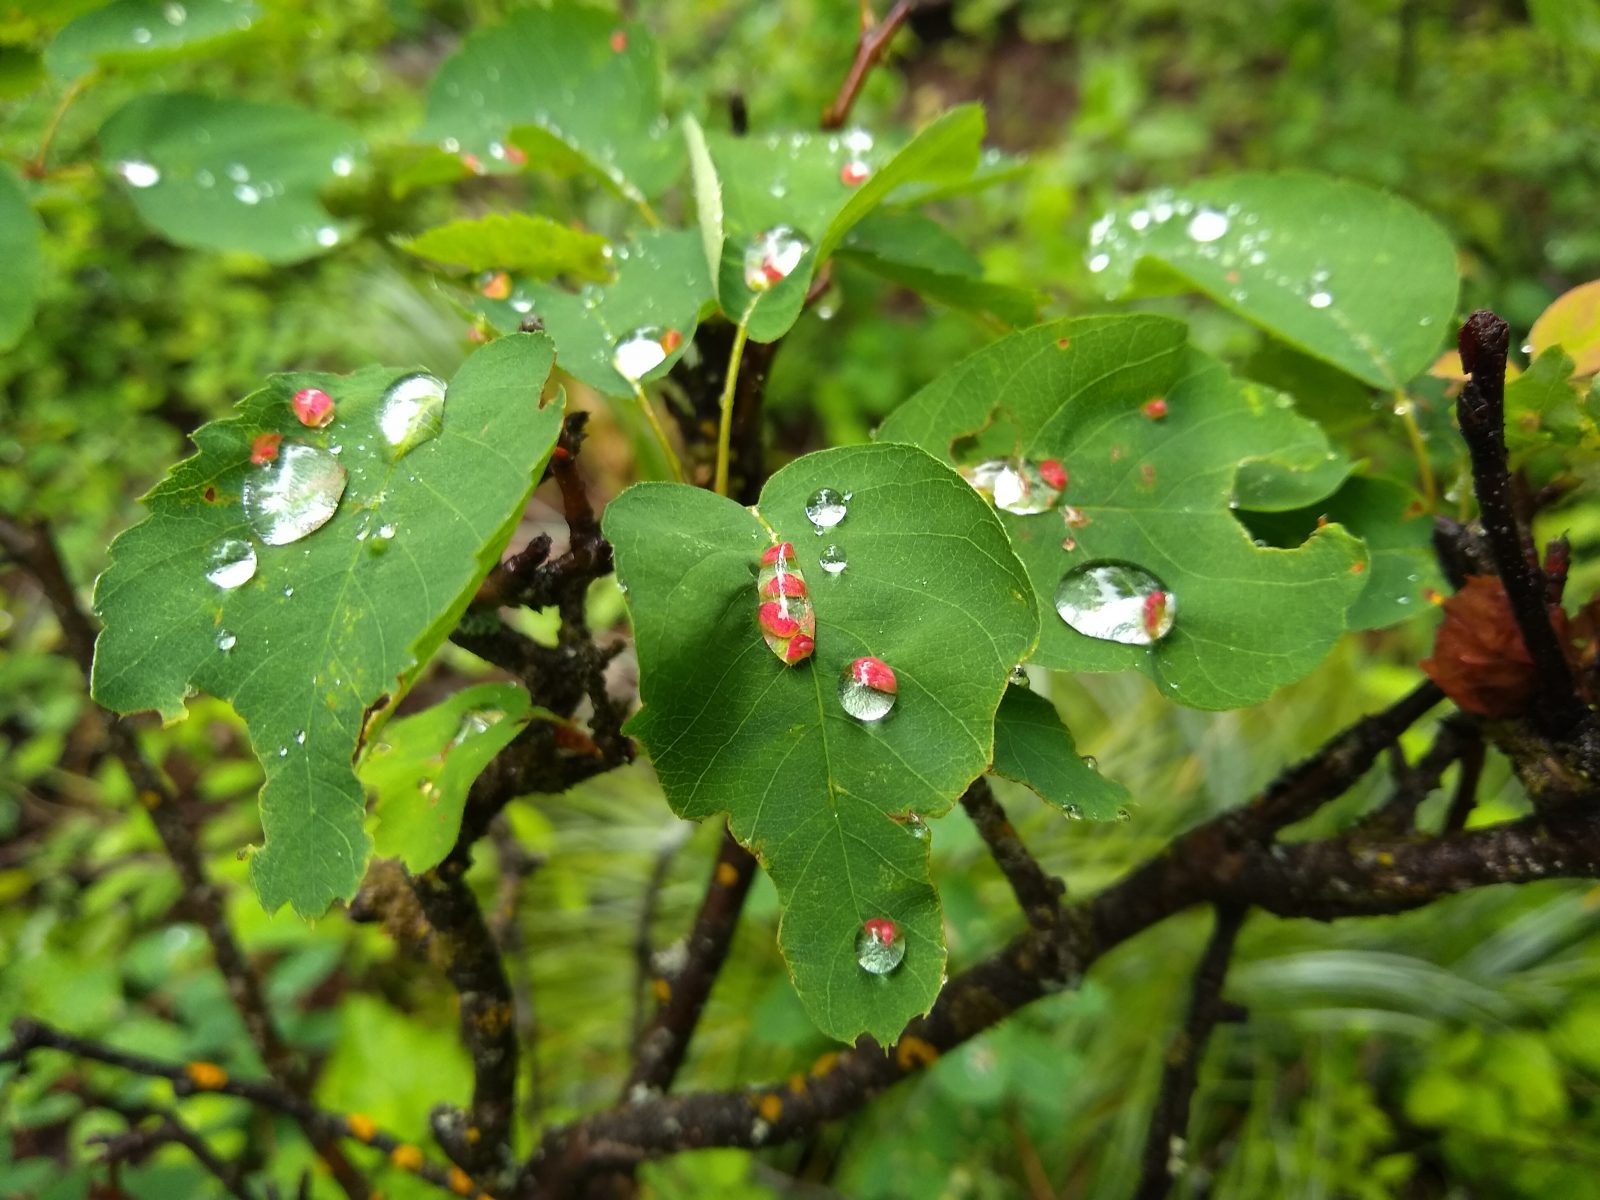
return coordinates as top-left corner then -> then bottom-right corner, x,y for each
448,1166 -> 476,1196
757,1093 -> 783,1122
347,1113 -> 377,1142
1350,561 -> 1367,574
1315,514 -> 1329,529
138,789 -> 162,809
1403,498 -> 1427,518
185,1061 -> 228,1090
809,1051 -> 840,1078
1424,587 -> 1444,605
390,1144 -> 424,1171
476,1001 -> 513,1035
894,1036 -> 939,1071
652,977 -> 672,1003
1376,851 -> 1395,867
464,1126 -> 482,1146
786,1072 -> 807,1094
1055,337 -> 1071,350
715,861 -> 741,887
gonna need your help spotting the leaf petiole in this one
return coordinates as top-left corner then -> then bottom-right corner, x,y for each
714,319 -> 750,496
630,380 -> 684,482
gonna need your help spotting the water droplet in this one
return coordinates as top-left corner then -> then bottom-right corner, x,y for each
962,459 -> 1064,515
1054,561 -> 1176,645
277,746 -> 288,758
612,327 -> 683,382
1063,803 -> 1083,820
295,730 -> 306,745
805,487 -> 848,531
743,225 -> 811,291
901,813 -> 930,841
315,226 -> 340,248
839,160 -> 870,186
1115,807 -> 1133,823
1009,664 -> 1029,688
292,387 -> 335,428
1087,253 -> 1111,274
1082,755 -> 1099,772
757,542 -> 816,665
331,153 -> 354,177
233,182 -> 261,205
450,708 -> 504,748
163,2 -> 186,24
842,128 -> 874,154
131,25 -> 152,43
1308,290 -> 1333,309
855,917 -> 905,975
1186,209 -> 1229,242
216,629 -> 237,651
117,160 -> 161,188
206,538 -> 257,589
819,544 -> 847,574
839,656 -> 897,722
242,444 -> 348,546
377,373 -> 446,461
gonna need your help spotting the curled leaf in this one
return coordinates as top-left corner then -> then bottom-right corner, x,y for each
1420,576 -> 1570,717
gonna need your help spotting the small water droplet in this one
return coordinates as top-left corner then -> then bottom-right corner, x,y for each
450,708 -> 504,748
612,326 -> 683,381
839,656 -> 897,722
962,459 -> 1064,515
1082,755 -> 1099,772
295,730 -> 306,745
234,182 -> 261,205
1063,803 -> 1083,820
839,159 -> 870,186
1308,291 -> 1333,309
216,629 -> 237,651
1087,253 -> 1111,274
1186,209 -> 1229,242
163,2 -> 186,24
117,160 -> 161,188
283,586 -> 294,598
819,544 -> 847,574
206,538 -> 257,589
743,225 -> 811,291
805,487 -> 848,531
315,226 -> 340,248
331,153 -> 354,177
902,813 -> 929,841
855,917 -> 905,975
131,25 -> 153,43
292,387 -> 336,428
242,444 -> 347,546
377,373 -> 446,461
277,746 -> 288,758
1054,561 -> 1176,645
1009,664 -> 1029,688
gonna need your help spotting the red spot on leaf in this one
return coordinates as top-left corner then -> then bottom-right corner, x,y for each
1140,462 -> 1157,489
203,486 -> 218,503
863,917 -> 898,946
850,656 -> 897,694
481,271 -> 512,300
1142,591 -> 1169,641
461,153 -> 484,175
609,28 -> 628,52
1055,337 -> 1071,350
658,328 -> 683,354
1038,459 -> 1068,491
784,633 -> 815,663
761,542 -> 796,567
762,572 -> 808,599
759,601 -> 800,639
1350,561 -> 1367,574
503,142 -> 528,167
839,160 -> 870,186
250,432 -> 282,466
292,387 -> 335,429
1142,397 -> 1168,420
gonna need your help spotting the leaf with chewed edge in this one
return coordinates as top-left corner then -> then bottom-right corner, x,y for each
992,687 -> 1127,821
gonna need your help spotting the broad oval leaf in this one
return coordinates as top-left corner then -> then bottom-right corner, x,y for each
606,443 -> 1038,1043
1088,172 -> 1459,390
100,93 -> 365,263
879,315 -> 1368,709
45,0 -> 261,81
418,6 -> 679,203
992,686 -> 1127,821
396,212 -> 610,280
1530,280 -> 1600,378
91,334 -> 563,917
0,164 -> 42,350
841,210 -> 1042,327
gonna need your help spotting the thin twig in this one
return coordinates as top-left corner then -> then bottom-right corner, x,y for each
1132,906 -> 1247,1200
1356,715 -> 1478,836
86,1096 -> 257,1200
1441,732 -> 1488,833
821,1 -> 928,130
960,778 -> 1064,929
29,72 -> 93,178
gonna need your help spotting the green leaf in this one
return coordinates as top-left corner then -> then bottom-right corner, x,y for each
991,687 -> 1127,820
363,683 -> 542,873
879,315 -> 1368,709
605,443 -> 1038,1042
472,227 -> 712,398
44,0 -> 261,81
840,210 -> 1042,327
395,212 -> 610,280
1505,346 -> 1593,450
91,334 -> 563,916
1242,475 -> 1442,631
418,6 -> 680,203
100,93 -> 365,264
683,114 -> 724,286
711,107 -> 985,341
0,164 -> 42,351
1530,279 -> 1600,377
1088,172 -> 1459,390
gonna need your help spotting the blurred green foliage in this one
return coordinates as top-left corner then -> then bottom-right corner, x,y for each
4,1 -> 1600,1197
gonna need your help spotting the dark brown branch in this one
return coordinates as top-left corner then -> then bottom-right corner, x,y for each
1455,310 -> 1587,735
86,1096 -> 256,1200
821,1 -> 927,130
961,777 -> 1064,929
622,826 -> 758,1097
630,826 -> 690,1045
1133,906 -> 1247,1200
2,1019 -> 474,1198
1442,731 -> 1488,833
0,517 -> 369,1200
1357,715 -> 1478,837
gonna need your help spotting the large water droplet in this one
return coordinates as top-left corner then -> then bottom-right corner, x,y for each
805,487 -> 848,531
855,917 -> 905,975
612,327 -> 683,382
1186,209 -> 1229,242
450,708 -> 504,748
757,542 -> 816,665
962,459 -> 1064,515
117,160 -> 161,188
819,544 -> 847,574
292,387 -> 335,429
839,656 -> 897,722
216,629 -> 237,651
206,538 -> 258,589
1308,290 -> 1333,309
242,444 -> 347,546
1054,561 -> 1176,645
743,225 -> 811,292
377,373 -> 446,461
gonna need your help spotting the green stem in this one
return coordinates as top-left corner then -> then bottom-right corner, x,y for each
1393,389 -> 1436,509
631,382 -> 684,482
714,321 -> 749,497
32,72 -> 94,176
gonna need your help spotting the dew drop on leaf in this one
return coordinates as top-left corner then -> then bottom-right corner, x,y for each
292,387 -> 336,429
819,543 -> 847,575
612,327 -> 682,382
804,487 -> 848,531
839,656 -> 897,722
743,225 -> 811,292
205,538 -> 257,589
242,444 -> 348,546
962,459 -> 1063,515
757,542 -> 816,665
377,373 -> 447,461
250,432 -> 283,466
1186,209 -> 1229,242
117,160 -> 161,188
1009,664 -> 1029,688
1309,290 -> 1333,309
216,629 -> 237,652
1054,561 -> 1176,646
855,917 -> 905,975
